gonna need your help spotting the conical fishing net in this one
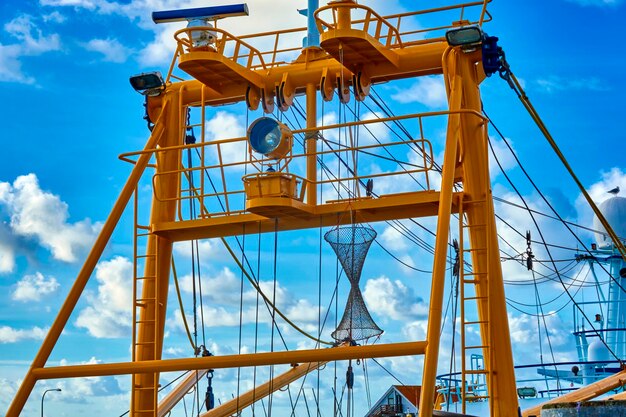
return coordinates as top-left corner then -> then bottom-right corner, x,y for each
325,225 -> 383,342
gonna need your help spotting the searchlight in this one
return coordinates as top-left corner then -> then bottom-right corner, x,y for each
129,71 -> 165,96
247,118 -> 293,160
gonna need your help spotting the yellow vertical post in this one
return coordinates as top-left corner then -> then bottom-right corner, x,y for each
5,118 -> 167,417
458,50 -> 519,416
306,83 -> 317,205
336,1 -> 353,30
418,48 -> 462,417
133,91 -> 182,415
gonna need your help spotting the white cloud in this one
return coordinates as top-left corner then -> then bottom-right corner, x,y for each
0,325 -> 48,343
43,11 -> 67,23
0,174 -> 101,262
137,23 -> 181,67
535,75 -> 608,93
173,239 -> 223,261
567,0 -> 623,5
391,76 -> 447,108
83,38 -> 133,63
205,111 -> 247,169
41,0 -> 315,67
363,275 -> 428,321
56,356 -> 124,400
40,0 -> 101,8
380,225 -> 408,251
75,256 -> 133,338
488,135 -> 517,179
358,111 -> 390,145
508,312 -> 575,362
0,223 -> 17,273
12,271 -> 59,301
4,15 -> 61,53
169,267 -> 323,334
0,15 -> 61,84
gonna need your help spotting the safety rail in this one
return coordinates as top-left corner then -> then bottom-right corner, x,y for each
382,0 -> 492,46
119,110 -> 487,222
314,3 -> 404,48
165,0 -> 491,81
147,135 -> 434,221
315,0 -> 492,48
436,358 -> 626,406
238,27 -> 310,70
174,26 -> 267,71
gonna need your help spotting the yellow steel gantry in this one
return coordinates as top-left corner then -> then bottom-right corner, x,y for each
6,1 -> 525,416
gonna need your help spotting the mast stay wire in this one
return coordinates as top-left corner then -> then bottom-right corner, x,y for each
484,101 -> 626,293
497,58 -> 626,262
187,149 -> 333,346
293,96 -> 577,284
486,120 -> 623,364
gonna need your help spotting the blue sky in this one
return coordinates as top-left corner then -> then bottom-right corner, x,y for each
1,0 -> 625,416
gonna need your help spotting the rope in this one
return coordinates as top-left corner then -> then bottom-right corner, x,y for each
180,165 -> 333,346
220,236 -> 334,345
171,258 -> 197,352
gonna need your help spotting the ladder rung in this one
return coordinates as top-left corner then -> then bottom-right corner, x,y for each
462,279 -> 479,284
465,369 -> 489,374
464,223 -> 487,228
134,341 -> 156,346
464,271 -> 487,276
464,296 -> 488,301
135,319 -> 156,324
136,254 -> 156,259
463,199 -> 487,205
467,395 -> 490,400
136,225 -> 150,230
464,320 -> 488,325
133,409 -> 156,413
464,247 -> 487,252
136,275 -> 156,280
134,386 -> 157,391
465,345 -> 490,350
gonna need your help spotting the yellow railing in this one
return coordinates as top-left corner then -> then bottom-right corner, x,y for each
314,3 -> 404,48
119,110 -> 487,222
167,1 -> 491,81
315,0 -> 492,48
173,26 -> 267,71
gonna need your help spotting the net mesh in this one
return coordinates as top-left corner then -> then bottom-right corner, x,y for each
325,225 -> 383,342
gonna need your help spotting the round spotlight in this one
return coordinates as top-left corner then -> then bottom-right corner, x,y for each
247,117 -> 292,160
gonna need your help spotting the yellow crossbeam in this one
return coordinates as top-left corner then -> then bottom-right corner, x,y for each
31,341 -> 427,379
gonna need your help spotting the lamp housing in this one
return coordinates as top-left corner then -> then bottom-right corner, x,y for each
129,71 -> 165,96
247,117 -> 293,160
445,26 -> 483,47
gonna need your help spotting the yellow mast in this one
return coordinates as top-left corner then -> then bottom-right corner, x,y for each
6,2 -> 523,416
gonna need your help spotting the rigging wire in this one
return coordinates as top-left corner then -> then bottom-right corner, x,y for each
499,64 -> 626,260
171,258 -> 197,351
485,114 -> 623,364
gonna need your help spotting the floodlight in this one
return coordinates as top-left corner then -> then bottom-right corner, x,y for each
129,71 -> 165,96
247,117 -> 293,160
445,26 -> 483,47
152,4 -> 249,24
